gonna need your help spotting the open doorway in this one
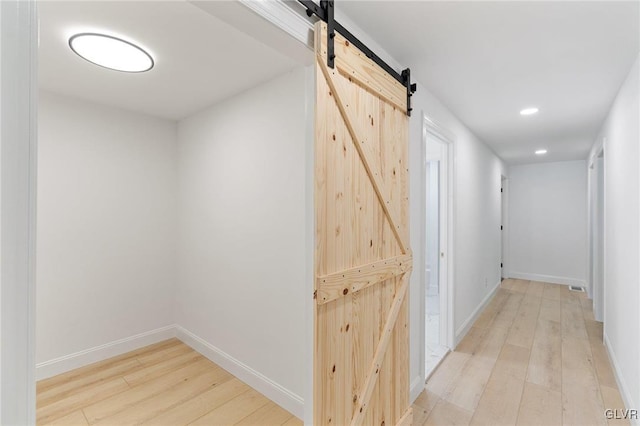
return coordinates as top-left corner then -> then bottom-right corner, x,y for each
423,118 -> 453,378
33,1 -> 312,423
425,159 -> 445,375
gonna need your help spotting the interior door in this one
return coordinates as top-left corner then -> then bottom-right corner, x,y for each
314,21 -> 413,426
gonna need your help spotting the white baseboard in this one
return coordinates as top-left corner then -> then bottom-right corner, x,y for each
175,326 -> 304,420
455,280 -> 501,347
508,271 -> 587,288
604,333 -> 639,426
410,375 -> 424,404
35,325 -> 177,381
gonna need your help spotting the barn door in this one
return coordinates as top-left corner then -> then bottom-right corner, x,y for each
314,21 -> 413,426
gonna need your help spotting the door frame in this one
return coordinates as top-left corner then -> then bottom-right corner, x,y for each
0,0 -> 38,424
590,146 -> 605,323
419,113 -> 455,384
501,175 -> 509,279
3,1 -> 316,423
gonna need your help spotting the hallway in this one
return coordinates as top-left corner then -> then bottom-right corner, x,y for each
412,279 -> 627,426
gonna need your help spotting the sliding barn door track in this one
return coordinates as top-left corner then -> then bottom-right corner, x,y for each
296,0 -> 417,115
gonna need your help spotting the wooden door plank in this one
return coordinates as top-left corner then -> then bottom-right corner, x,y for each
317,54 -> 408,254
378,278 -> 395,424
380,99 -> 410,250
350,275 -> 409,426
395,291 -> 410,418
340,295 -> 354,426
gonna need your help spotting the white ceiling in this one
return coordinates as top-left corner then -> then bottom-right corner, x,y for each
39,1 -> 639,164
38,1 -> 299,120
338,1 -> 640,164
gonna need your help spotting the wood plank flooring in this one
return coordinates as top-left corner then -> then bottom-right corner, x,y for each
38,280 -> 627,425
36,339 -> 302,426
413,279 -> 629,426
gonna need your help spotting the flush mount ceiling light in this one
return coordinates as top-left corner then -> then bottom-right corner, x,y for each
69,33 -> 154,73
520,107 -> 539,116
535,149 -> 548,155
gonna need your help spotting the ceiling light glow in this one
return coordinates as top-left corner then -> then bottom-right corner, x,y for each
535,149 -> 548,155
69,33 -> 154,73
520,107 -> 539,116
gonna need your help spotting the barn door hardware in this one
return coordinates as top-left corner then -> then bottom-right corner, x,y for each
297,0 -> 417,116
401,68 -> 417,116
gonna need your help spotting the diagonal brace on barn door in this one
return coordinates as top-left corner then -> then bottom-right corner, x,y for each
317,55 -> 410,254
315,254 -> 412,304
350,275 -> 410,426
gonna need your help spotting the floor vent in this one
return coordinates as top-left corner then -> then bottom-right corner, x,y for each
569,285 -> 585,292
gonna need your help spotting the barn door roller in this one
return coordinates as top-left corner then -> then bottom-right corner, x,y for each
297,0 -> 417,116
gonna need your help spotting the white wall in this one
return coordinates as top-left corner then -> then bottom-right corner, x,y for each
37,92 -> 177,375
409,84 -> 507,395
589,54 -> 640,417
507,160 -> 588,287
0,0 -> 38,422
175,67 -> 307,416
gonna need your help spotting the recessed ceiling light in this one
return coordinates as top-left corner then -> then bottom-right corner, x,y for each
520,107 -> 539,116
69,33 -> 154,73
535,149 -> 548,155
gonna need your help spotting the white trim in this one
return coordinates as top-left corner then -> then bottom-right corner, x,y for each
587,142 -> 605,302
455,280 -> 500,346
410,375 -> 424,404
422,114 -> 456,145
604,333 -> 639,426
593,152 -> 605,322
175,326 -> 304,420
0,0 -> 38,423
507,272 -> 587,288
591,170 -> 596,300
35,325 -> 177,381
501,176 -> 509,278
303,63 -> 316,426
238,0 -> 313,47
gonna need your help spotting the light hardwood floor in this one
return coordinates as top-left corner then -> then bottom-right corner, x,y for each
38,280 -> 627,426
412,279 -> 629,426
36,339 -> 303,426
